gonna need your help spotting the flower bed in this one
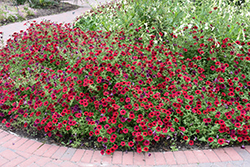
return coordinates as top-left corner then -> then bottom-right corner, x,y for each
0,0 -> 250,155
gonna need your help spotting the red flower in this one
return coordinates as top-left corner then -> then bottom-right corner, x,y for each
120,141 -> 126,146
195,90 -> 201,94
144,147 -> 149,152
218,139 -> 224,145
156,126 -> 161,132
137,148 -> 142,153
1,119 -> 6,124
154,136 -> 160,141
131,66 -> 136,70
183,136 -> 188,140
77,80 -> 82,84
235,40 -> 241,45
208,137 -> 214,142
75,113 -> 82,118
129,114 -> 135,119
128,141 -> 134,147
66,126 -> 70,131
185,105 -> 191,110
103,84 -> 108,90
150,35 -> 155,39
36,111 -> 41,116
189,140 -> 194,146
109,138 -> 115,143
235,123 -> 241,128
237,137 -> 243,143
97,137 -> 102,142
95,130 -> 100,135
89,131 -> 93,136
143,140 -> 150,146
188,95 -> 194,100
185,77 -> 191,82
106,149 -> 111,155
5,122 -> 11,127
179,127 -> 186,132
23,122 -> 28,128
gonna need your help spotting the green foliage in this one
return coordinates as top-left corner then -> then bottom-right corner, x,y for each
27,0 -> 60,8
13,0 -> 27,5
74,0 -> 250,43
0,3 -> 36,26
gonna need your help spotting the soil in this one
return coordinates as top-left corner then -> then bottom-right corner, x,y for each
0,1 -> 82,26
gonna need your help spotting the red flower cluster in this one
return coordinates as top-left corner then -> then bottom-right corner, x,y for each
0,18 -> 249,156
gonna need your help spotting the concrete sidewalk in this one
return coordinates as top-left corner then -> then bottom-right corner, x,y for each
0,0 -> 114,48
0,7 -> 89,48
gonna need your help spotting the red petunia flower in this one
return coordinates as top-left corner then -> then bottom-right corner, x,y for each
128,141 -> 134,147
137,148 -> 142,153
208,137 -> 214,142
5,122 -> 11,128
235,40 -> 241,45
189,140 -> 194,146
183,136 -> 188,140
106,149 -> 111,155
120,141 -> 126,146
185,105 -> 191,110
218,139 -> 224,145
237,137 -> 243,143
66,126 -> 70,131
154,136 -> 160,141
89,131 -> 93,136
97,137 -> 102,142
195,90 -> 201,94
23,122 -> 28,128
144,147 -> 149,152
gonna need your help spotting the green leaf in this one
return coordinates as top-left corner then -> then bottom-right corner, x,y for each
199,136 -> 206,142
173,11 -> 183,24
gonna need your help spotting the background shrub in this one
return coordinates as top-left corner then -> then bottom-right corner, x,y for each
27,0 -> 61,8
14,0 -> 27,5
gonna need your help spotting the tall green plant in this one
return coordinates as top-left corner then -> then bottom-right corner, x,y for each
27,0 -> 60,8
14,0 -> 27,5
74,0 -> 249,44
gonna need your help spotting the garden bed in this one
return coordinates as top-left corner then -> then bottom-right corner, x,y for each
0,0 -> 249,156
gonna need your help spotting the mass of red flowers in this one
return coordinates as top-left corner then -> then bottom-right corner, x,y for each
0,15 -> 249,156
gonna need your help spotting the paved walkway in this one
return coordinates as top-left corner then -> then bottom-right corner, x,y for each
0,0 -> 113,47
1,1 -> 250,167
0,129 -> 250,167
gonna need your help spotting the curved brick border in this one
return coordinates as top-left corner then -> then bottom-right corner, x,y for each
0,129 -> 250,167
